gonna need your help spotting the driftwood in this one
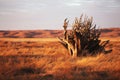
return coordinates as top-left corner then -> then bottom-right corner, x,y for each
59,15 -> 112,57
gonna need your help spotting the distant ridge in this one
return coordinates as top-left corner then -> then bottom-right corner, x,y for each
0,28 -> 120,38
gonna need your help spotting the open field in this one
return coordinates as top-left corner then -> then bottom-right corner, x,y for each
0,37 -> 120,80
0,28 -> 120,38
0,38 -> 59,42
0,37 -> 120,42
0,28 -> 120,80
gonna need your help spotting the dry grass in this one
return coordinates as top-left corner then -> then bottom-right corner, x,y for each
0,38 -> 120,80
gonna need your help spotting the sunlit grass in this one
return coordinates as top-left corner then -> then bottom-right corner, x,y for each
0,38 -> 120,80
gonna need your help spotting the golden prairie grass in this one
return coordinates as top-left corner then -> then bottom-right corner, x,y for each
0,38 -> 120,80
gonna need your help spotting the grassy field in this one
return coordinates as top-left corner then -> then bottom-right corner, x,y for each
0,37 -> 120,41
0,38 -> 120,80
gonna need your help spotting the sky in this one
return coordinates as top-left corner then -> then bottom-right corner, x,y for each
0,0 -> 120,30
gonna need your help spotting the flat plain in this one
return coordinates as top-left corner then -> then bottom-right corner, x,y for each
0,28 -> 120,80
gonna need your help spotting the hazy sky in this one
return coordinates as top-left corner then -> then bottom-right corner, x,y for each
0,0 -> 120,30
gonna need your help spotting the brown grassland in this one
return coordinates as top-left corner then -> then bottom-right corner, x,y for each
0,29 -> 120,80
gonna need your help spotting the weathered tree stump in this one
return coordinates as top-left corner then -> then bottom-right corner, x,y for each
59,15 -> 112,57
